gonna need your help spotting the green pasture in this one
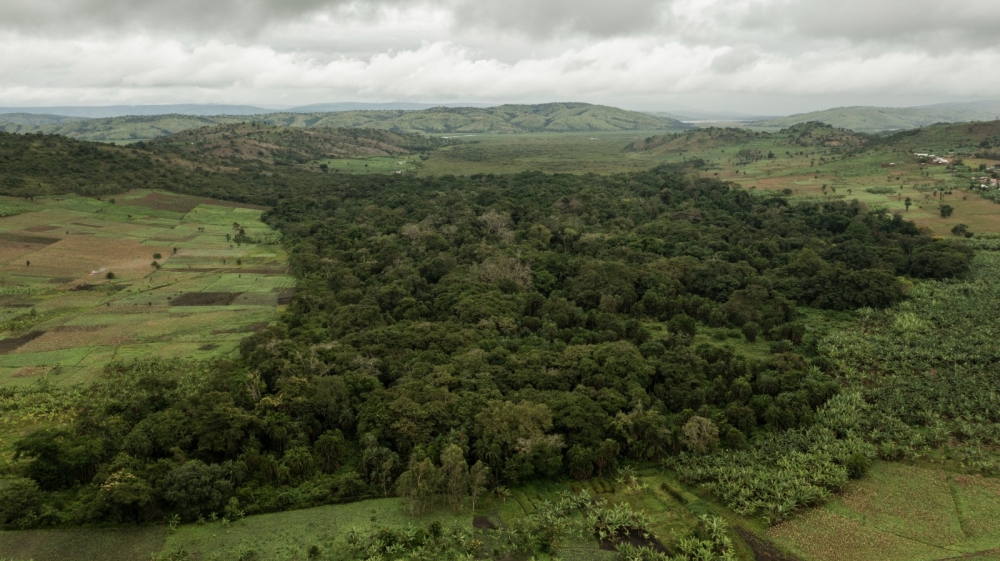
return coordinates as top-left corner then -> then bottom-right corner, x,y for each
312,155 -> 421,174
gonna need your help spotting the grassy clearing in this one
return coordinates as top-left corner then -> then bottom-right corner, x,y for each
768,462 -> 1000,561
0,472 -> 768,561
0,526 -> 167,561
312,155 -> 423,175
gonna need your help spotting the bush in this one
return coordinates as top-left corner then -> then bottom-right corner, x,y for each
0,477 -> 41,526
668,313 -> 697,337
940,204 -> 954,218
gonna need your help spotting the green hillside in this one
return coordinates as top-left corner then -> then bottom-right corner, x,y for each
873,120 -> 1000,155
627,121 -> 870,155
146,123 -> 443,165
752,104 -> 1000,133
0,103 -> 689,143
0,114 -> 246,143
0,113 -> 82,129
264,102 -> 689,133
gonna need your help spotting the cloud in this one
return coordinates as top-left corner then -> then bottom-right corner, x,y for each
1,0 -> 1000,112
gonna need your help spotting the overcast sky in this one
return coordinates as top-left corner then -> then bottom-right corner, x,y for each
2,0 -> 999,114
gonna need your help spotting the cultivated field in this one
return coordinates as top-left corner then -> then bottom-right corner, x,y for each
769,462 -> 1000,561
0,190 -> 293,387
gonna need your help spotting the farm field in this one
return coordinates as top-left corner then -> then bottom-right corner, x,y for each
0,190 -> 293,387
769,462 -> 1000,561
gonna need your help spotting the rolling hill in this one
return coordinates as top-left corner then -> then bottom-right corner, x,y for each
627,122 -> 870,155
752,101 -> 1000,133
0,103 -> 690,143
146,123 -> 443,165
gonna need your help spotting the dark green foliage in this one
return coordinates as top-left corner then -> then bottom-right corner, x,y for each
13,430 -> 103,490
0,134 -> 962,527
909,241 -> 974,279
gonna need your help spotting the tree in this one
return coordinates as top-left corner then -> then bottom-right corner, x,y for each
469,461 -> 489,514
952,224 -> 969,237
904,197 -> 912,211
741,322 -> 760,343
314,430 -> 345,473
161,460 -> 233,520
940,204 -> 954,218
439,444 -> 469,511
680,416 -> 719,455
396,456 -> 440,515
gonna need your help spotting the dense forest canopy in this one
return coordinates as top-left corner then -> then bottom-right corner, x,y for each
0,127 -> 975,527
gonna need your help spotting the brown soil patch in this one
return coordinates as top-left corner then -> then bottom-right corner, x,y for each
122,192 -> 269,214
122,192 -> 203,213
24,225 -> 59,232
170,292 -> 240,306
473,516 -> 496,530
0,242 -> 44,264
52,325 -> 106,333
0,233 -> 60,245
72,222 -> 103,228
12,366 -> 47,378
198,344 -> 220,351
0,331 -> 45,354
211,322 -> 269,335
20,236 -> 159,280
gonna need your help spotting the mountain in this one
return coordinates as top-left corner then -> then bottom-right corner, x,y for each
0,104 -> 273,118
0,113 -> 84,128
0,103 -> 690,142
285,102 -> 493,112
751,101 -> 1000,133
262,102 -> 689,134
0,114 -> 248,143
648,110 -> 771,122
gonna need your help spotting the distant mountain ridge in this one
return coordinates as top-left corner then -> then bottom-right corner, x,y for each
751,101 -> 1000,132
0,102 -> 689,142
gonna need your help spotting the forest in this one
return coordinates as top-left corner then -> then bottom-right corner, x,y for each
0,127 -> 976,534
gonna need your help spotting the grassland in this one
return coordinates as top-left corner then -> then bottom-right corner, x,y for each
769,462 -> 1000,561
1,471 -> 765,561
0,190 -> 293,387
411,122 -> 1000,237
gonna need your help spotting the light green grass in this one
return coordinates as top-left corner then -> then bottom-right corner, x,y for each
768,462 -> 1000,561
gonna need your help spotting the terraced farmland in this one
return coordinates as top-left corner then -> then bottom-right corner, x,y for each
0,190 -> 292,386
